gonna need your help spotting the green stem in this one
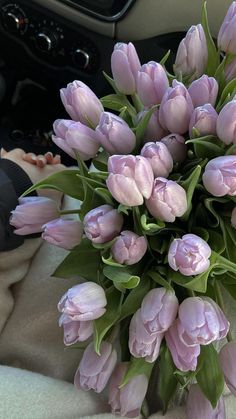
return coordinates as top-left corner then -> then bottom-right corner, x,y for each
76,174 -> 105,188
214,280 -> 234,342
131,93 -> 143,113
211,251 -> 236,275
60,209 -> 80,215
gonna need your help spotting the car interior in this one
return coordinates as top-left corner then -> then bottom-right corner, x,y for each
0,0 -> 232,165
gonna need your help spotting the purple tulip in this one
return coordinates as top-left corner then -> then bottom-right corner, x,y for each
140,141 -> 173,177
188,75 -> 218,108
52,119 -> 77,158
141,288 -> 179,334
160,133 -> 187,164
84,205 -> 123,244
60,80 -> 104,126
108,362 -> 148,418
59,314 -> 93,345
225,57 -> 236,81
159,80 -> 194,134
74,341 -> 117,393
111,42 -> 141,95
42,218 -> 83,250
107,155 -> 154,206
111,230 -> 147,265
137,61 -> 169,106
218,2 -> 236,55
189,104 -> 218,137
186,384 -> 226,419
174,24 -> 208,79
95,112 -> 136,155
231,207 -> 236,228
217,100 -> 236,145
58,282 -> 107,321
10,196 -> 59,235
129,309 -> 164,362
138,109 -> 168,143
219,341 -> 236,397
145,177 -> 187,222
178,297 -> 229,346
165,320 -> 200,372
168,233 -> 211,276
202,156 -> 236,197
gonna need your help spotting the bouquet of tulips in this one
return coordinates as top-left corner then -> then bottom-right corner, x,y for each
10,2 -> 236,418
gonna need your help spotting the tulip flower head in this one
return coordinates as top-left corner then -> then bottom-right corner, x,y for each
84,205 -> 123,244
137,61 -> 169,106
189,104 -> 218,138
202,156 -> 236,196
188,75 -> 218,108
141,141 -> 173,178
111,42 -> 141,95
219,341 -> 236,397
111,230 -> 147,265
218,1 -> 236,55
186,384 -> 226,419
42,218 -> 83,249
59,314 -> 93,345
217,100 -> 236,145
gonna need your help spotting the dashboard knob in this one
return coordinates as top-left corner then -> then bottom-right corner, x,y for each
2,5 -> 27,34
35,30 -> 58,52
73,48 -> 90,69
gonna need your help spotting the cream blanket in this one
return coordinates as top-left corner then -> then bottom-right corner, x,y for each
0,196 -> 235,418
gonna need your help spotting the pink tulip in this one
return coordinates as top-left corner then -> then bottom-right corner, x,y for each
137,61 -> 169,106
160,133 -> 187,164
141,141 -> 173,177
109,363 -> 148,418
141,288 -> 179,334
174,24 -> 208,79
178,297 -> 229,346
219,341 -> 236,397
159,80 -> 194,134
42,218 -> 83,249
217,100 -> 236,145
145,177 -> 187,222
10,196 -> 59,235
52,119 -> 77,158
186,384 -> 226,419
111,42 -> 141,95
189,104 -> 218,137
188,75 -> 218,108
107,155 -> 154,206
168,233 -> 211,276
59,314 -> 93,345
111,230 -> 147,265
74,341 -> 117,393
129,309 -> 164,362
202,156 -> 236,196
60,80 -> 103,126
225,57 -> 236,81
218,2 -> 236,55
165,320 -> 200,371
58,282 -> 107,321
96,112 -> 136,155
84,205 -> 123,244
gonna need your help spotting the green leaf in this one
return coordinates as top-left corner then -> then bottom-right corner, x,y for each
117,204 -> 132,215
121,357 -> 154,387
169,267 -> 211,293
94,188 -> 114,205
157,344 -> 178,414
160,50 -> 171,66
186,137 -> 222,159
196,344 -> 224,408
201,2 -> 220,75
134,105 -> 158,149
100,93 -> 136,118
102,71 -> 119,93
92,150 -> 109,171
181,165 -> 201,219
219,219 -> 236,263
204,197 -> 228,227
140,214 -> 165,235
102,255 -> 125,268
93,288 -> 122,354
21,169 -> 84,200
119,278 -> 151,321
207,229 -> 226,254
216,78 -> 236,112
148,270 -> 174,292
53,238 -> 101,280
103,265 -> 140,290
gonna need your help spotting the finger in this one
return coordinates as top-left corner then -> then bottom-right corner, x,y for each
0,147 -> 7,157
52,154 -> 61,164
23,153 -> 37,164
44,152 -> 54,164
36,155 -> 47,168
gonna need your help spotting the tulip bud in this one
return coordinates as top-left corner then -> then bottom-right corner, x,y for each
145,177 -> 187,222
186,384 -> 226,419
111,230 -> 147,265
168,234 -> 211,276
109,362 -> 148,418
174,24 -> 208,79
178,297 -> 229,346
225,57 -> 236,82
42,218 -> 83,250
217,100 -> 236,145
202,156 -> 236,197
165,320 -> 200,371
189,104 -> 218,137
58,282 -> 107,321
10,196 -> 59,235
59,314 -> 93,346
111,42 -> 141,95
137,109 -> 168,143
137,61 -> 169,106
52,119 -> 77,158
74,341 -> 117,393
129,309 -> 164,362
96,112 -> 136,155
107,155 -> 154,206
218,2 -> 236,55
159,80 -> 194,134
60,80 -> 104,126
140,141 -> 173,177
84,204 -> 123,244
141,288 -> 179,334
188,75 -> 218,108
231,207 -> 236,228
160,133 -> 187,164
219,341 -> 236,397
